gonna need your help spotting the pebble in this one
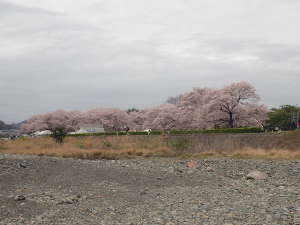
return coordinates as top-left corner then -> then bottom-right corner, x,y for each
206,166 -> 214,172
246,170 -> 268,180
1,155 -> 299,225
14,195 -> 26,201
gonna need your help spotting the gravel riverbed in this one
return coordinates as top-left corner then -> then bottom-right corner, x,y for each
0,154 -> 299,225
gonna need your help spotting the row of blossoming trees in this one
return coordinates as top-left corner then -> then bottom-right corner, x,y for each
21,82 -> 269,134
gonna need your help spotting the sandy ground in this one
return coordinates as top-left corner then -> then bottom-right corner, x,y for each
0,154 -> 299,225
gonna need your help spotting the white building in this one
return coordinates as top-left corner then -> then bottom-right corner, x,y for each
33,130 -> 52,136
70,123 -> 105,134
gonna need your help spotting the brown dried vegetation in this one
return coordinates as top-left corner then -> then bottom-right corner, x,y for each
0,131 -> 299,160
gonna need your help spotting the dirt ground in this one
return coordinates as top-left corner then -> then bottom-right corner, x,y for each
0,154 -> 299,225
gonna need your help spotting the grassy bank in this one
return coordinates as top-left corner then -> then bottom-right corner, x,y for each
1,131 -> 300,160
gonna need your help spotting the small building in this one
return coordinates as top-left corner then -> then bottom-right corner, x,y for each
33,130 -> 52,136
70,123 -> 105,134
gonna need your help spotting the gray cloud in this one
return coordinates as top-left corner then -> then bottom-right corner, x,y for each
0,0 -> 300,122
0,0 -> 58,15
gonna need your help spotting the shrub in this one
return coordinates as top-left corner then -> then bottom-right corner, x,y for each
202,127 -> 264,133
51,128 -> 68,144
168,137 -> 190,154
67,127 -> 263,137
0,146 -> 8,150
103,140 -> 113,148
169,127 -> 263,134
128,131 -> 149,135
150,130 -> 163,135
169,130 -> 195,135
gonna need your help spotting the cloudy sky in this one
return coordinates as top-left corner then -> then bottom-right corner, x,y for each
1,0 -> 300,123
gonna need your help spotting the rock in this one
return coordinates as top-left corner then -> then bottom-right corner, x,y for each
246,170 -> 267,180
65,198 -> 77,204
140,190 -> 147,195
76,194 -> 81,198
187,161 -> 198,168
14,195 -> 26,201
175,168 -> 184,173
57,195 -> 79,205
18,163 -> 27,168
206,166 -> 214,172
57,199 -> 73,205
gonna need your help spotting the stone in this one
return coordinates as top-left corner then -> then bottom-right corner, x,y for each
140,190 -> 147,195
206,167 -> 214,172
246,170 -> 267,180
176,169 -> 184,173
187,161 -> 198,168
57,195 -> 79,205
18,163 -> 27,168
14,195 -> 26,201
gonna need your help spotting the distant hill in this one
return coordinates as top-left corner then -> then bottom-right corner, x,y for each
0,120 -> 12,130
0,120 -> 26,130
11,121 -> 27,130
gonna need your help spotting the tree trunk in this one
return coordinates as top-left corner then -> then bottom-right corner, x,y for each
229,112 -> 234,128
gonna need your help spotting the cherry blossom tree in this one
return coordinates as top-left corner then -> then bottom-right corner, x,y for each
236,104 -> 269,128
82,108 -> 133,131
210,82 -> 261,128
165,82 -> 268,129
21,110 -> 83,143
176,88 -> 219,129
127,110 -> 146,131
21,110 -> 81,134
141,104 -> 181,130
22,82 -> 269,133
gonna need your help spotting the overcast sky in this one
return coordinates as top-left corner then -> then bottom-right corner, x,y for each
1,0 -> 300,123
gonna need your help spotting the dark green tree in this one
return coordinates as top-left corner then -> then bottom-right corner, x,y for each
266,105 -> 300,131
126,108 -> 139,114
50,127 -> 68,144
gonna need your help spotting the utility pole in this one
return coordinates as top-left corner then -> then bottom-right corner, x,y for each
291,111 -> 300,128
297,111 -> 300,128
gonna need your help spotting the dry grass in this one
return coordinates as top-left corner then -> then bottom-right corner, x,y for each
0,134 -> 299,160
183,148 -> 300,160
0,136 -> 173,159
